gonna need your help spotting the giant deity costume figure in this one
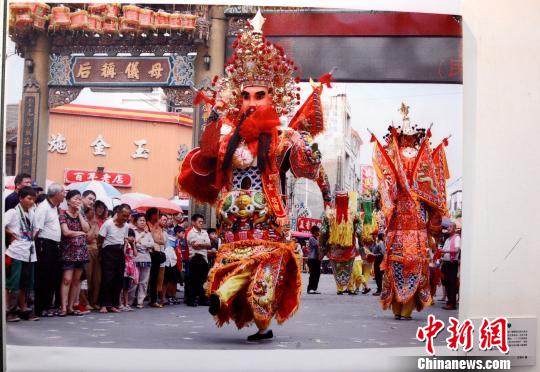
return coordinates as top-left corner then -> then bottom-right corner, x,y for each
319,191 -> 363,295
370,103 -> 450,320
178,11 -> 332,341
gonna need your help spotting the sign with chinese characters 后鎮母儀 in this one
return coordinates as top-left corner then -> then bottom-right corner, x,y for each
49,55 -> 195,87
64,169 -> 132,187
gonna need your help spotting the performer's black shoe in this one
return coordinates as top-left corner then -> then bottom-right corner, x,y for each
361,288 -> 372,295
347,290 -> 358,295
337,291 -> 344,295
372,291 -> 381,296
208,293 -> 221,316
247,330 -> 273,342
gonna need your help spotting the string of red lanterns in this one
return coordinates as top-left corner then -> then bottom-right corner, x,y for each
9,3 -> 199,35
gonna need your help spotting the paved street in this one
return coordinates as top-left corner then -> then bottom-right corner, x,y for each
7,273 -> 457,350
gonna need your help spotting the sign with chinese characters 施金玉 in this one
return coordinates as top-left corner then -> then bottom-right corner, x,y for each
64,169 -> 132,187
49,55 -> 195,87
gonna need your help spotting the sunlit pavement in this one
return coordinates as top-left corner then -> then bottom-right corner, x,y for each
7,273 -> 457,350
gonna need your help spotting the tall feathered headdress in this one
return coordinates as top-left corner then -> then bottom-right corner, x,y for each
211,10 -> 300,116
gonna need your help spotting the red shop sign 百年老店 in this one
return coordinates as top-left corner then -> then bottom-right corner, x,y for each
64,169 -> 132,187
296,217 -> 322,233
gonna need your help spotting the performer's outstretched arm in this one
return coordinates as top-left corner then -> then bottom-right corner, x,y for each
316,166 -> 332,209
318,218 -> 330,260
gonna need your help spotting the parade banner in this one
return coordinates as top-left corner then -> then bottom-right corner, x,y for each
49,55 -> 195,87
226,11 -> 462,84
296,217 -> 322,233
360,165 -> 375,195
264,36 -> 462,84
64,168 -> 132,187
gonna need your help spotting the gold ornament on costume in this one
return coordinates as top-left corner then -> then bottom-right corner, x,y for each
212,10 -> 299,116
399,102 -> 410,121
394,101 -> 424,137
249,9 -> 266,34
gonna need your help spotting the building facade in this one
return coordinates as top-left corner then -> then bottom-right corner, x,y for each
46,103 -> 192,198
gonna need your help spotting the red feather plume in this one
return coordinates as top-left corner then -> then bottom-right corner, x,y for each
193,90 -> 214,106
318,72 -> 333,88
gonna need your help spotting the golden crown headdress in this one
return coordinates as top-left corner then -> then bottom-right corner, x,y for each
212,10 -> 300,116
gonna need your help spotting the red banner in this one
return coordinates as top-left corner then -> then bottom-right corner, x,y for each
296,217 -> 322,233
64,169 -> 132,187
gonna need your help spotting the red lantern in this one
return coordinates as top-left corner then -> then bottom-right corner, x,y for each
33,15 -> 46,31
70,10 -> 89,31
104,3 -> 120,18
138,8 -> 154,30
154,10 -> 170,31
183,14 -> 197,30
88,14 -> 103,33
122,5 -> 140,27
119,17 -> 138,33
102,16 -> 118,33
10,3 -> 33,29
170,12 -> 182,31
32,3 -> 50,18
8,12 -> 15,34
48,5 -> 71,32
88,3 -> 107,15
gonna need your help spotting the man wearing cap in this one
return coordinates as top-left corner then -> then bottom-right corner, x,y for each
5,173 -> 32,211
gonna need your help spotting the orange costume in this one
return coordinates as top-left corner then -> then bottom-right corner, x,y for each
178,11 -> 332,332
371,103 -> 450,318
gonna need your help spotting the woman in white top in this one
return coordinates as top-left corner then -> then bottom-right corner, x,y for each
128,214 -> 156,308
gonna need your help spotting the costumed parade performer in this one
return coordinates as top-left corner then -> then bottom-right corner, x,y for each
178,10 -> 332,341
370,103 -> 451,320
320,191 -> 363,295
350,194 -> 379,295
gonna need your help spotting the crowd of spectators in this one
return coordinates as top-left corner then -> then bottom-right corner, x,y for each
4,173 -> 219,322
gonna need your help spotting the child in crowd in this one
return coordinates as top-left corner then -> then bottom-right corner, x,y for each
163,228 -> 180,305
175,226 -> 188,287
4,186 -> 39,322
121,228 -> 138,311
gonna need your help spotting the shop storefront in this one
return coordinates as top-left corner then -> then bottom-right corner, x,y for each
47,103 -> 192,197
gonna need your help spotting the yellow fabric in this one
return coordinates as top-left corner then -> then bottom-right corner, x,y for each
351,260 -> 363,290
391,299 -> 415,317
348,191 -> 359,213
336,281 -> 355,292
361,218 -> 378,245
361,262 -> 372,287
351,260 -> 373,290
215,268 -> 254,303
328,218 -> 354,246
